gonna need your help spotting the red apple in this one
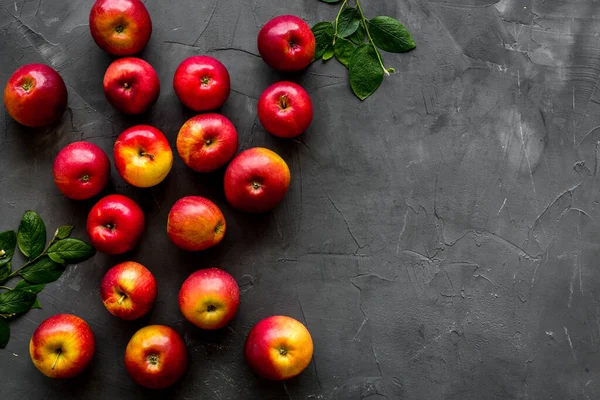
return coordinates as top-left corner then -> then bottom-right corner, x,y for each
224,148 -> 291,213
100,261 -> 157,320
178,268 -> 240,330
89,0 -> 152,56
4,64 -> 67,127
167,196 -> 226,251
244,316 -> 313,380
257,15 -> 316,71
29,314 -> 95,379
114,125 -> 173,188
176,113 -> 238,172
125,325 -> 188,389
258,81 -> 313,138
103,57 -> 160,115
173,56 -> 230,112
53,142 -> 110,200
87,194 -> 145,255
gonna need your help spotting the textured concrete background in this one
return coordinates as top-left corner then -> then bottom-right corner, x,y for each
1,0 -> 599,399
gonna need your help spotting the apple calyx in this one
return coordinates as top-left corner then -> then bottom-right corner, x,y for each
115,25 -> 124,34
201,76 -> 211,86
104,223 -> 114,230
80,174 -> 90,182
147,354 -> 159,365
251,181 -> 262,190
278,347 -> 288,356
123,82 -> 131,89
51,349 -> 62,370
21,81 -> 33,91
207,304 -> 217,312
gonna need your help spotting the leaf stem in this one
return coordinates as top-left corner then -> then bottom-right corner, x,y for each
333,0 -> 348,44
0,286 -> 11,290
1,233 -> 60,284
355,0 -> 390,76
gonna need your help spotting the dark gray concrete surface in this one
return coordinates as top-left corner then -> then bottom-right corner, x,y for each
1,0 -> 599,398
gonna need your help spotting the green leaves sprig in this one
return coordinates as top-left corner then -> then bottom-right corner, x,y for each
313,0 -> 416,100
0,211 -> 95,349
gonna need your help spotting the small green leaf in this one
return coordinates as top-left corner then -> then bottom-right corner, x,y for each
46,239 -> 95,264
0,318 -> 9,349
334,37 -> 355,68
0,289 -> 36,314
349,44 -> 384,100
17,211 -> 46,259
55,226 -> 74,240
0,231 -> 17,268
323,45 -> 335,60
337,7 -> 361,38
31,298 -> 42,309
312,22 -> 335,60
15,280 -> 45,294
348,23 -> 366,45
0,263 -> 10,283
20,257 -> 64,284
368,16 -> 416,53
387,67 -> 396,74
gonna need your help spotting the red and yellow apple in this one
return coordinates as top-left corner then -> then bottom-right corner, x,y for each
53,141 -> 111,200
4,63 -> 67,127
244,316 -> 313,380
103,57 -> 160,115
89,0 -> 152,56
87,194 -> 145,255
178,268 -> 240,330
114,125 -> 173,188
176,113 -> 238,172
224,148 -> 291,213
167,196 -> 226,251
124,325 -> 188,389
258,81 -> 313,138
173,56 -> 230,111
257,15 -> 316,71
29,314 -> 95,379
100,261 -> 157,320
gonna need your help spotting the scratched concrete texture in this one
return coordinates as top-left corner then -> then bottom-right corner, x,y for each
0,0 -> 599,398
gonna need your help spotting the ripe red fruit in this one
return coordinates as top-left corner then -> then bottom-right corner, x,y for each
87,194 -> 145,255
167,196 -> 226,251
4,64 -> 67,127
258,81 -> 313,138
257,15 -> 316,71
53,142 -> 110,200
173,56 -> 230,112
89,0 -> 152,56
103,57 -> 160,115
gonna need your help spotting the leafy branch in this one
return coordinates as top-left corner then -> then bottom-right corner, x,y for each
0,211 -> 95,349
313,0 -> 416,100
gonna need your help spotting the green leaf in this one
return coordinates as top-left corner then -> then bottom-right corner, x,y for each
17,211 -> 46,259
0,289 -> 36,314
323,45 -> 335,61
368,16 -> 416,53
55,226 -> 74,240
337,7 -> 361,38
20,257 -> 64,284
335,37 -> 355,68
0,318 -> 9,349
31,298 -> 42,309
0,231 -> 16,268
312,22 -> 335,60
46,238 -> 95,264
349,44 -> 384,100
349,23 -> 366,45
0,263 -> 10,283
15,280 -> 45,294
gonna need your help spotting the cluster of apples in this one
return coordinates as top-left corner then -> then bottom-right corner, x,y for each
4,0 -> 320,390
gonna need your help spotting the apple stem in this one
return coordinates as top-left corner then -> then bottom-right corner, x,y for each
139,151 -> 155,161
51,350 -> 62,370
118,293 -> 127,305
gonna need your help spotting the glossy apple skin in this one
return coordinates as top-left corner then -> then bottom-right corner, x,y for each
53,142 -> 111,200
257,15 -> 316,71
89,0 -> 152,56
244,316 -> 313,380
29,314 -> 95,379
101,261 -> 157,320
114,125 -> 173,188
258,81 -> 313,138
125,325 -> 188,389
167,196 -> 226,251
4,64 -> 67,127
87,194 -> 145,255
224,148 -> 291,213
179,268 -> 240,330
173,56 -> 230,111
176,113 -> 238,172
103,57 -> 160,115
